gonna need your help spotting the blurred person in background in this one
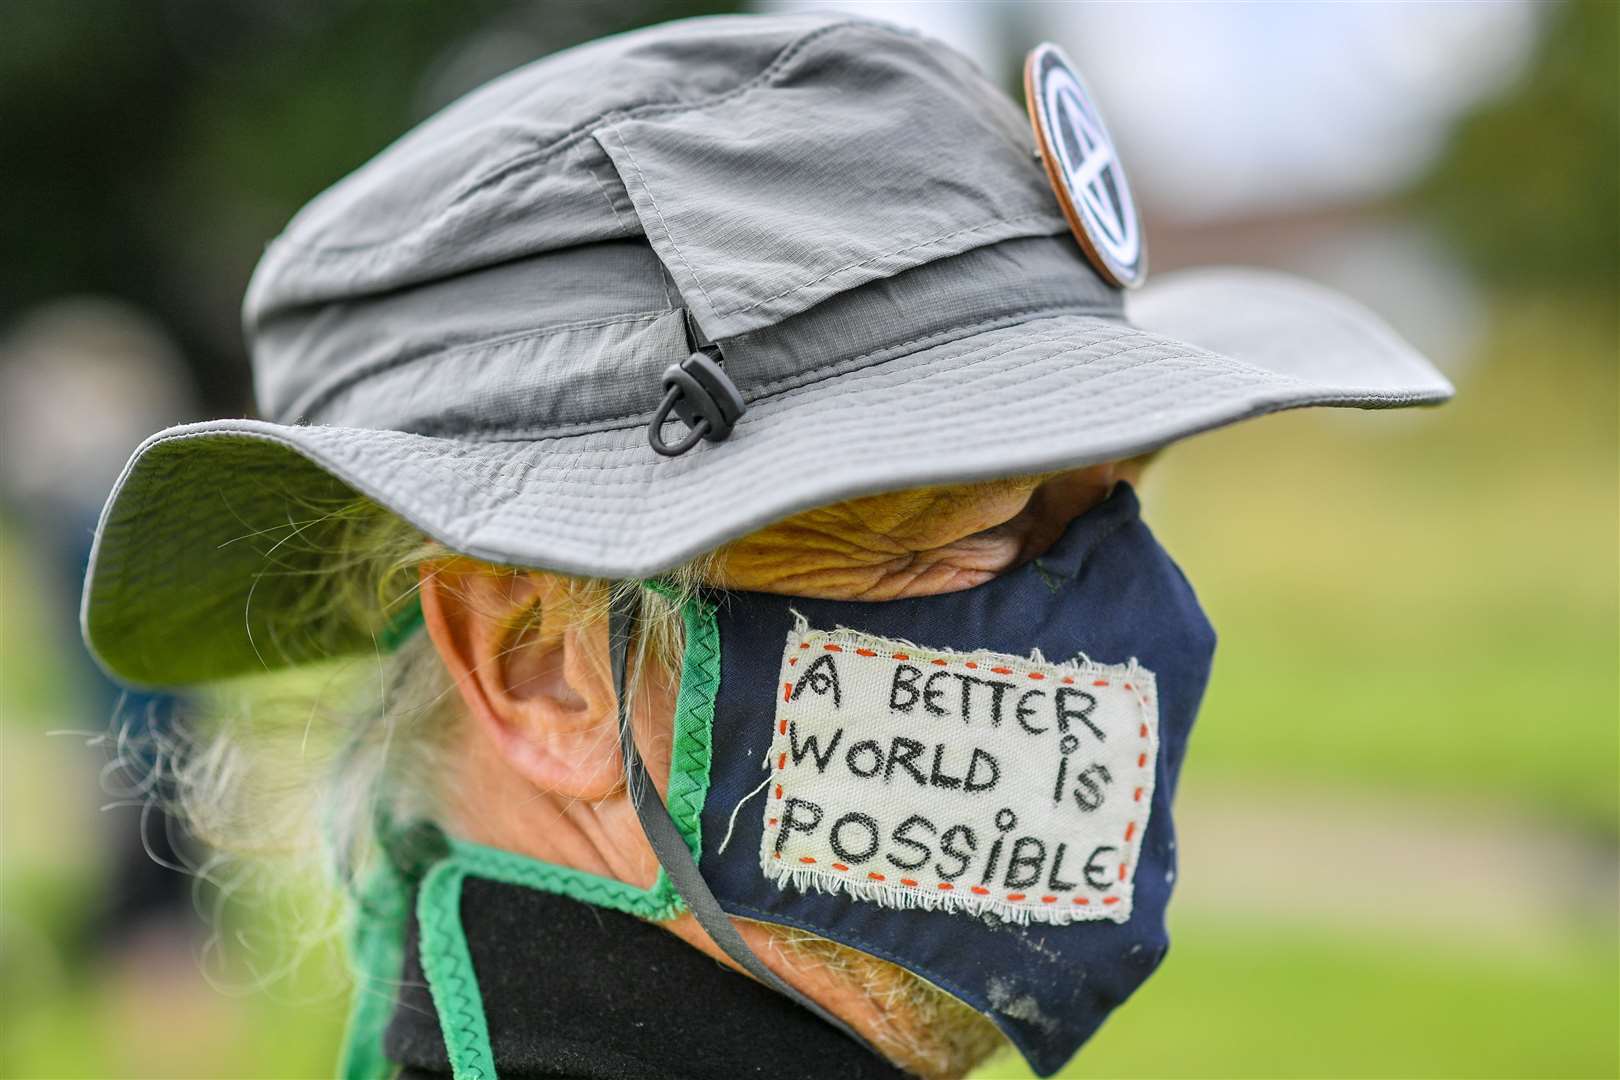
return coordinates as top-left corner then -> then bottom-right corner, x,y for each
69,14 -> 1460,1080
0,300 -> 242,1069
0,299 -> 197,949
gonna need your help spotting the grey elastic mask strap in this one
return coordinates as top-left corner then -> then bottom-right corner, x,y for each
609,591 -> 878,1055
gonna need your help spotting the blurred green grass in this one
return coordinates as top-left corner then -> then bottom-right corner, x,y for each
998,914 -> 1619,1079
1148,291 -> 1618,832
2,289 -> 1615,1078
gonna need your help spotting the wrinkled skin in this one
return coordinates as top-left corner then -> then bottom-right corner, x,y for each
711,467 -> 1130,599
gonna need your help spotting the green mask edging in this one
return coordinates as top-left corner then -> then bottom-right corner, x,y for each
416,860 -> 497,1080
337,586 -> 720,1078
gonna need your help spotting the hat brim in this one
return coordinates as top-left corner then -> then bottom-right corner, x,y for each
84,267 -> 1451,686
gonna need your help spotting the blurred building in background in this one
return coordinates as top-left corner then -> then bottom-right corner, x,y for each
2,2 -> 1614,1077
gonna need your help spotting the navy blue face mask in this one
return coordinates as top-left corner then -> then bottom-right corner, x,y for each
681,481 -> 1216,1075
345,482 -> 1213,1080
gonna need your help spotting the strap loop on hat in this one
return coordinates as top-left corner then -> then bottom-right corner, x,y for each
647,348 -> 747,457
648,383 -> 711,456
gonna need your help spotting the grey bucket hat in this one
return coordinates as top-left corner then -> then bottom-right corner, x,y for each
82,13 -> 1450,687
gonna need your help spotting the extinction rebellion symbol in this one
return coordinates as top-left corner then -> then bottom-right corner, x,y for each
1024,43 -> 1146,289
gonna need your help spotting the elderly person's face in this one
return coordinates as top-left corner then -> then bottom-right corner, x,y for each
417,460 -> 1141,1076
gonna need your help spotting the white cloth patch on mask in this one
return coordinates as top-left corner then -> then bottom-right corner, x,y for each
759,616 -> 1159,925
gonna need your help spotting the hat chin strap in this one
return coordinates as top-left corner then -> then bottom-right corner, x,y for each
609,590 -> 880,1057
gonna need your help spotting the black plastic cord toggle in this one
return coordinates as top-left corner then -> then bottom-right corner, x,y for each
647,345 -> 746,458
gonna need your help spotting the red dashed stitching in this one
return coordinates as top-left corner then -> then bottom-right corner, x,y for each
771,636 -> 1158,909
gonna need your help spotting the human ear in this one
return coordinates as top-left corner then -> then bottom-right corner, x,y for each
418,563 -> 622,800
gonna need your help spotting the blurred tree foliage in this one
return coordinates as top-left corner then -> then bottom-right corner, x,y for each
0,0 -> 734,411
1417,0 -> 1619,294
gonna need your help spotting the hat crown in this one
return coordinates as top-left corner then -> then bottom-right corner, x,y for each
244,14 -> 1088,430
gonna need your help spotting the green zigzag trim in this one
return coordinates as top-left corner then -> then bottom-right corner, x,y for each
447,839 -> 678,919
664,588 -> 719,865
417,861 -> 495,1080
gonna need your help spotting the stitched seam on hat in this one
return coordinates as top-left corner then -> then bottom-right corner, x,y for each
447,305 -> 1116,441
694,331 -> 1254,433
707,213 -> 1063,319
731,300 -> 1118,397
462,359 -> 1276,543
465,323 -> 1158,449
584,154 -> 636,234
457,21 -> 879,210
268,21 -> 880,259
473,348 -> 1275,499
300,362 -> 1409,577
461,337 -> 1246,498
604,129 -> 722,320
289,310 -> 671,424
351,305 -> 1108,442
337,353 -> 1271,529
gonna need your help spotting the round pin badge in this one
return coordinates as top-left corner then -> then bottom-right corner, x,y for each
1024,43 -> 1146,288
